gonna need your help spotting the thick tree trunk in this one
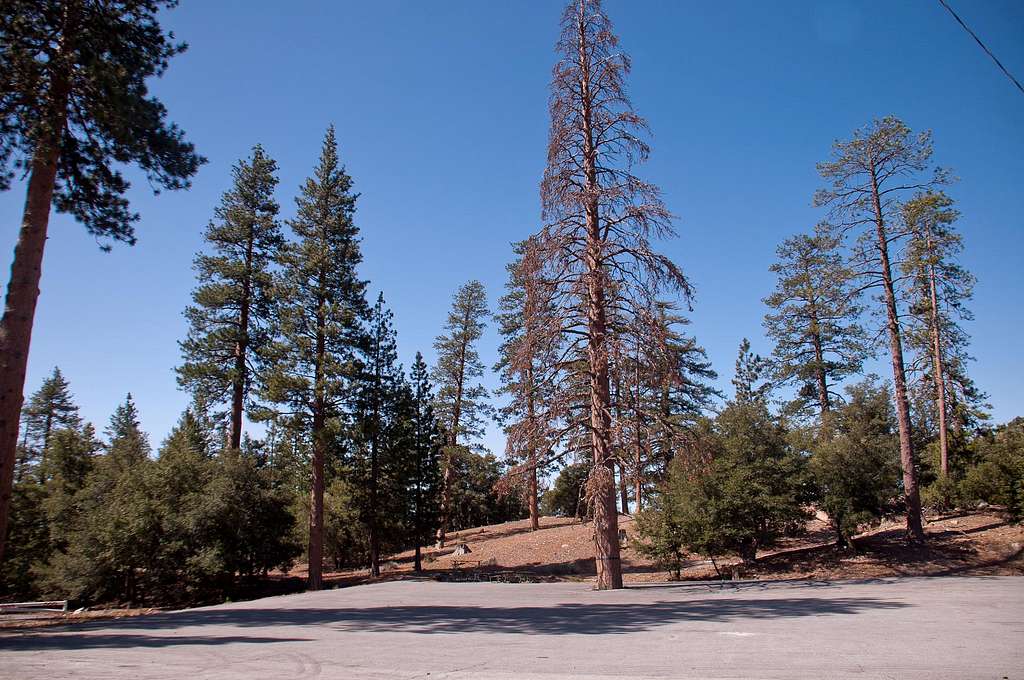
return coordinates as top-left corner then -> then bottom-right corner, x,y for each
927,250 -> 950,476
578,0 -> 621,589
870,170 -> 925,543
0,140 -> 66,565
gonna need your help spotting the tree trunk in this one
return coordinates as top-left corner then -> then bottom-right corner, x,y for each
307,302 -> 327,590
809,310 -> 831,418
526,364 -> 540,531
414,544 -> 422,573
228,236 -> 254,451
927,240 -> 950,477
870,170 -> 925,543
618,460 -> 629,515
0,129 -> 68,566
578,0 -> 621,589
369,411 -> 380,578
436,458 -> 453,549
308,406 -> 325,590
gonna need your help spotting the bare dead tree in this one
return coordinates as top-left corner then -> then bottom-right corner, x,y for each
534,0 -> 692,589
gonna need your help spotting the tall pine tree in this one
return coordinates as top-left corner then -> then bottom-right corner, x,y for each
534,0 -> 692,588
0,1 -> 203,562
432,279 -> 491,547
178,145 -> 283,450
405,353 -> 442,572
353,293 -> 406,577
262,127 -> 368,590
815,117 -> 948,543
900,191 -> 983,476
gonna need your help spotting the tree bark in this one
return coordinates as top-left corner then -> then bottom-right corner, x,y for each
578,0 -> 622,590
870,169 -> 925,543
0,78 -> 71,564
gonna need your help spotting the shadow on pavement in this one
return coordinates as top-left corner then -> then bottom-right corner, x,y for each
0,594 -> 909,649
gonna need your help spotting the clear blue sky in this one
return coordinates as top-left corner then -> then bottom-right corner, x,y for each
2,1 -> 1022,453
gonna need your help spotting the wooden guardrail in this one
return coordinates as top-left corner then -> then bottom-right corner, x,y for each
0,600 -> 68,614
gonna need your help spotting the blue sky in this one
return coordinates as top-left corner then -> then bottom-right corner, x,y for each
2,0 -> 1022,453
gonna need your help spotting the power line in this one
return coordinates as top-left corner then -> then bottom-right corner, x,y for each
937,0 -> 1024,96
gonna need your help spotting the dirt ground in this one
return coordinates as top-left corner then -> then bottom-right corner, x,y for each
303,508 -> 1024,585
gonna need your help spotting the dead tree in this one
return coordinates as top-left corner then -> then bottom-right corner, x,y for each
535,0 -> 692,589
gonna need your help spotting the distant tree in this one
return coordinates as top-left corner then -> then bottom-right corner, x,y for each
960,418 -> 1024,521
353,294 -> 406,576
731,339 -> 772,405
432,280 -> 491,547
900,192 -> 984,477
534,0 -> 692,589
764,230 -> 868,419
15,367 -> 82,482
615,301 -> 718,511
495,240 -> 561,530
810,380 -> 901,548
42,395 -> 157,604
815,117 -> 949,543
541,461 -> 592,520
636,400 -> 808,568
261,127 -> 368,590
0,1 -> 203,563
405,353 -> 442,571
178,145 -> 283,450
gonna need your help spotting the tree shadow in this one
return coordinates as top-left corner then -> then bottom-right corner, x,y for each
0,634 -> 312,651
1,594 -> 910,647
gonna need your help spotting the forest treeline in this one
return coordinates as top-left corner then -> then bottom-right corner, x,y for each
1,0 -> 1022,602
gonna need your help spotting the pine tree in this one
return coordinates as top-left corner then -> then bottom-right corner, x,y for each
732,339 -> 772,405
16,367 -> 82,481
618,302 -> 718,511
0,1 -> 203,562
43,394 -> 157,604
431,280 -> 491,547
406,353 -> 442,572
534,0 -> 692,589
814,117 -> 948,543
178,145 -> 283,450
763,230 -> 868,419
810,380 -> 900,548
261,127 -> 368,590
900,192 -> 983,476
353,294 -> 406,576
495,240 -> 561,530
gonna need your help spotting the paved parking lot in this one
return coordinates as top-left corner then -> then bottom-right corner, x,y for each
1,576 -> 1022,679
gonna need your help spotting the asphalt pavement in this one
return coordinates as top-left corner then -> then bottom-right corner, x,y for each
1,576 -> 1021,679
